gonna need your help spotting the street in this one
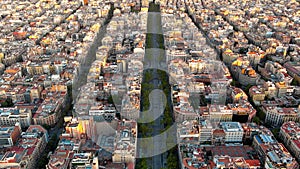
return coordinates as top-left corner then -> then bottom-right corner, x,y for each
138,3 -> 171,168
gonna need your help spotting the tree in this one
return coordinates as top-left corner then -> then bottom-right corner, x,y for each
291,79 -> 299,86
67,84 -> 73,101
36,135 -> 59,168
244,84 -> 253,93
1,101 -> 8,107
271,128 -> 280,141
6,98 -> 13,107
36,153 -> 48,169
148,2 -> 160,12
135,158 -> 149,169
167,154 -> 178,169
253,116 -> 260,125
42,124 -> 51,130
1,98 -> 14,107
166,147 -> 179,169
200,94 -> 207,106
107,95 -> 114,104
256,108 -> 266,121
230,80 -> 237,86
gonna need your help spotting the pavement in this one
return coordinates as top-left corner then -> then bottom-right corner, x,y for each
147,12 -> 164,34
144,48 -> 167,71
137,3 -> 172,169
72,17 -> 113,102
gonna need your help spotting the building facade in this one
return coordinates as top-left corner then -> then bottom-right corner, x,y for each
0,107 -> 32,128
220,122 -> 243,143
263,105 -> 300,127
280,121 -> 300,161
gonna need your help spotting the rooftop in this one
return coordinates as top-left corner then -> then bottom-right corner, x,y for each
220,122 -> 243,132
281,121 -> 300,149
114,120 -> 137,153
0,125 -> 19,139
179,143 -> 207,169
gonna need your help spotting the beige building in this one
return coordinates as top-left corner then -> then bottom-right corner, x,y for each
209,105 -> 233,122
263,81 -> 277,99
173,92 -> 198,123
275,81 -> 288,97
64,117 -> 94,140
220,122 -> 243,143
26,63 -> 44,75
0,123 -> 21,147
33,113 -> 57,126
30,85 -> 43,101
249,86 -> 266,105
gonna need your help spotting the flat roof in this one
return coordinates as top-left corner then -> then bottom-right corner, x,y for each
221,122 -> 243,132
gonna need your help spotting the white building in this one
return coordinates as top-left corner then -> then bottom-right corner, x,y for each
220,122 -> 243,143
0,107 -> 32,128
263,105 -> 300,127
0,123 -> 21,148
199,120 -> 213,143
89,106 -> 116,121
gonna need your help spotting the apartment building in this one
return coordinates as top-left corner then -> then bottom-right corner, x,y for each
220,122 -> 243,143
178,120 -> 200,143
280,121 -> 300,161
198,120 -> 213,144
253,127 -> 298,169
0,123 -> 21,148
209,105 -> 233,122
0,125 -> 48,169
112,120 -> 137,165
249,85 -> 266,105
0,107 -> 32,128
262,104 -> 300,127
